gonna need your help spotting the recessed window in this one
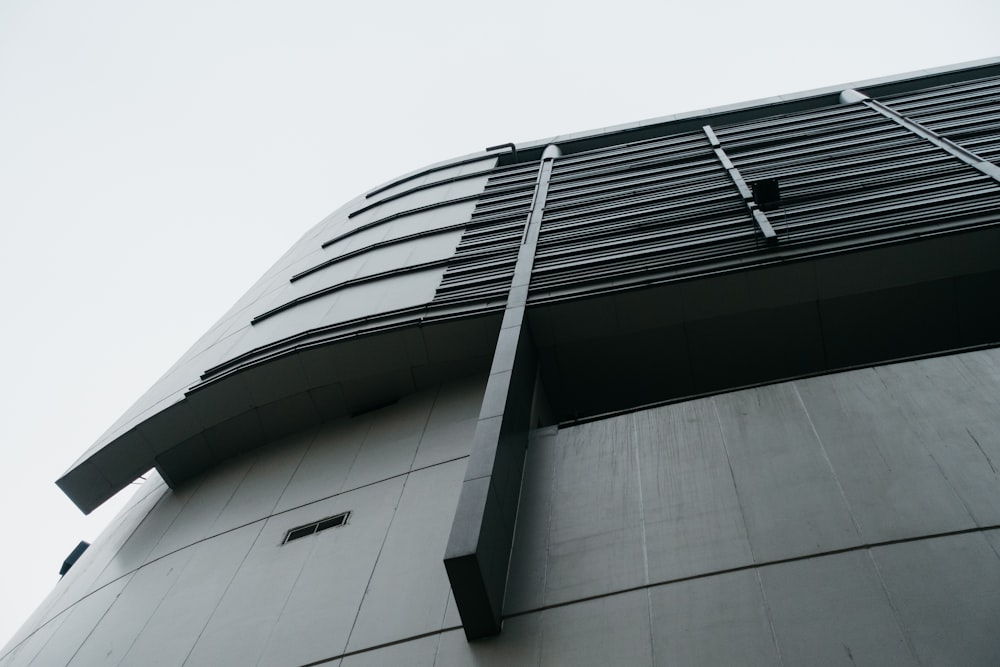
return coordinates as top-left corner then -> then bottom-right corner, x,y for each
283,511 -> 350,544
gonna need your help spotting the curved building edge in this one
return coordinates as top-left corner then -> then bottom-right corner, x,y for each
56,56 -> 1000,515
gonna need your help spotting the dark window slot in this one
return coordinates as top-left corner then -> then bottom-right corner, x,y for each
283,511 -> 351,544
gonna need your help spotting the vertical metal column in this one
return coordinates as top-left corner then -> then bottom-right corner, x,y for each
444,144 -> 561,640
841,88 -> 1000,182
704,124 -> 779,244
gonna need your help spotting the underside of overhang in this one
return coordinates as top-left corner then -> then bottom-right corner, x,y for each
529,225 -> 1000,423
56,313 -> 501,514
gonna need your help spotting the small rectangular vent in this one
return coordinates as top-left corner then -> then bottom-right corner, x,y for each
749,178 -> 781,211
283,511 -> 350,544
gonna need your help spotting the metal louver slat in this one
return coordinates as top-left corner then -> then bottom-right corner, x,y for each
523,78 -> 1000,304
432,161 -> 538,306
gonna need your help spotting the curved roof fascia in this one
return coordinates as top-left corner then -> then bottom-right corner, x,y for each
511,56 -> 1000,158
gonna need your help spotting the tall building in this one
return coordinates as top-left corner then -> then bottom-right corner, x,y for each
4,58 -> 1000,666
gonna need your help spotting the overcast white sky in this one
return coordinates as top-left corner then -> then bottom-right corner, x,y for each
1,0 -> 997,648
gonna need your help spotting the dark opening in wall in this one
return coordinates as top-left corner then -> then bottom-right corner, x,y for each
750,178 -> 782,211
59,541 -> 90,576
283,511 -> 350,544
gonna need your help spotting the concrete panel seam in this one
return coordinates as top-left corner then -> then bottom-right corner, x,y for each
711,399 -> 758,562
791,383 -> 865,540
265,423 -> 324,525
290,625 -> 464,667
713,393 -> 786,665
863,548 -> 922,663
502,523 -> 1000,622
178,520 -> 271,666
115,535 -> 205,664
753,568 -> 785,667
629,413 -> 657,666
333,475 -> 410,661
890,374 -> 994,530
61,571 -> 140,667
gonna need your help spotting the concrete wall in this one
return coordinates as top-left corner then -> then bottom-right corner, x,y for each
1,375 -> 485,667
499,347 -> 1000,666
6,347 -> 1000,665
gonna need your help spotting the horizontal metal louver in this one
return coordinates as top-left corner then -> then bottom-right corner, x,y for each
528,87 -> 1000,302
432,163 -> 538,306
530,130 -> 756,299
721,102 -> 1000,247
878,75 -> 1000,163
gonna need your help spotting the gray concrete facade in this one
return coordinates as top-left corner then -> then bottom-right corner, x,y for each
6,353 -> 1000,665
6,59 -> 1000,665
